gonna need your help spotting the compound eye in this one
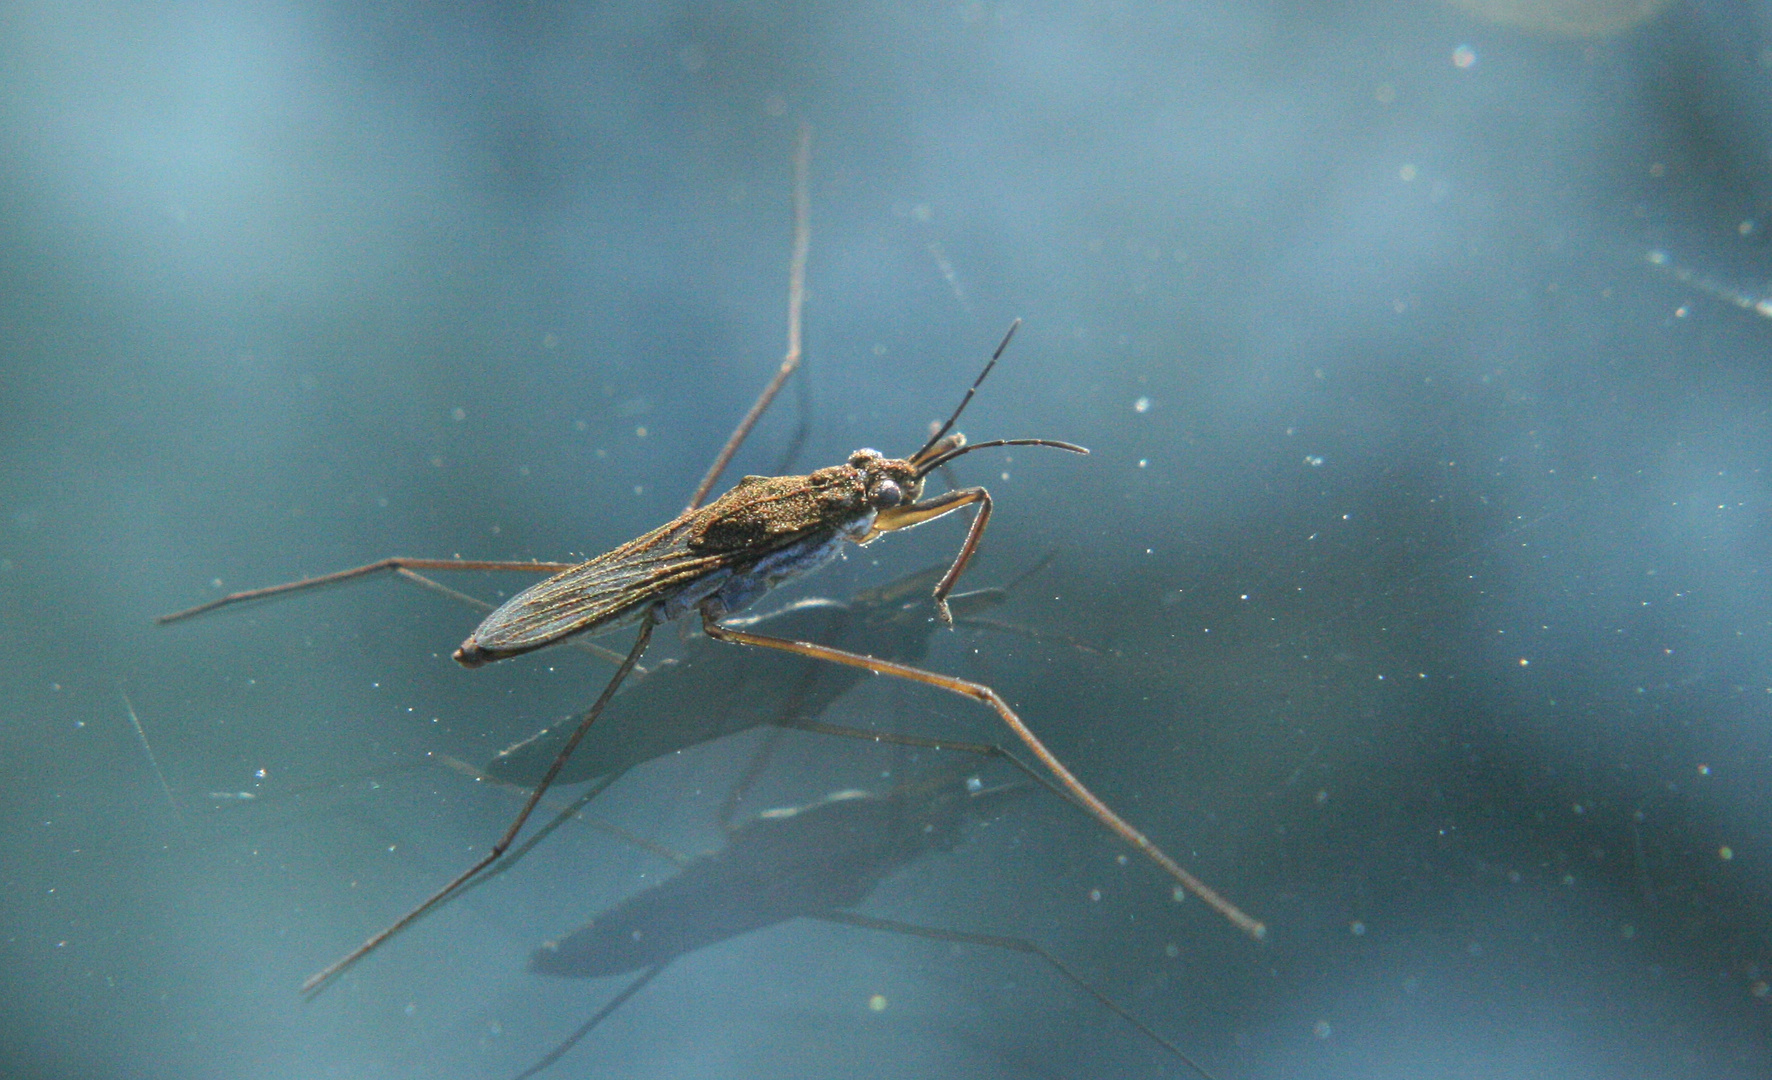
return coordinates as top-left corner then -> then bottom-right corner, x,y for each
871,478 -> 903,507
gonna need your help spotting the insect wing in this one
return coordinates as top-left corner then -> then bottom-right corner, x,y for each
455,518 -> 725,666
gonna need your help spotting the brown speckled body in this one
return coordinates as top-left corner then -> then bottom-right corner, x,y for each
453,449 -> 926,667
689,454 -> 913,553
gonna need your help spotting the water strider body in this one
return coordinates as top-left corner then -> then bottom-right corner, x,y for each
452,434 -> 1058,669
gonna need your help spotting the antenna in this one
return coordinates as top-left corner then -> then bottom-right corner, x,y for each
915,436 -> 1087,478
913,319 -> 1021,462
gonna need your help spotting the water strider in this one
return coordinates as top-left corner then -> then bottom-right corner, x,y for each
156,129 -> 1263,997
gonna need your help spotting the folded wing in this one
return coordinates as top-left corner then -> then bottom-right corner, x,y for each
454,517 -> 725,666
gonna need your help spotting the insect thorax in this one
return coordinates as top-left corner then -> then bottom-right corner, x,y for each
661,449 -> 921,624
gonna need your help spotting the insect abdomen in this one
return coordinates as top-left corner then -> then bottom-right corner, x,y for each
698,530 -> 852,620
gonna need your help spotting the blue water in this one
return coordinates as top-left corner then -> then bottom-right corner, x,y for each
4,3 -> 1770,1078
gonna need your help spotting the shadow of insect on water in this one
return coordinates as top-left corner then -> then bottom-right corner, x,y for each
510,762 -> 1220,1080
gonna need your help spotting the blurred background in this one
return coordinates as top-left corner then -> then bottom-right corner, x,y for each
3,2 -> 1771,1077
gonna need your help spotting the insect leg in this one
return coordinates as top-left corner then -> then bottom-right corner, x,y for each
683,125 -> 812,512
299,613 -> 657,995
700,611 -> 1266,941
871,487 -> 992,625
156,557 -> 577,624
429,756 -> 686,884
812,910 -> 1220,1080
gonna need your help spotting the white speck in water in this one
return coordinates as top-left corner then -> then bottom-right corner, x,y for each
1089,888 -> 1102,902
1313,1020 -> 1332,1039
1137,459 -> 1148,468
451,407 -> 466,422
1304,455 -> 1324,467
1452,44 -> 1476,68
1133,396 -> 1151,413
635,426 -> 648,438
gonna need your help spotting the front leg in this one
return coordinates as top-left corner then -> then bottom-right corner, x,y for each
869,487 -> 992,625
